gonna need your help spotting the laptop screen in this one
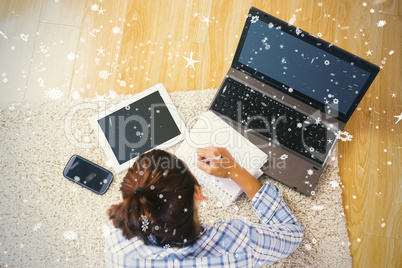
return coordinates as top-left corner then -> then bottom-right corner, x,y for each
233,8 -> 380,122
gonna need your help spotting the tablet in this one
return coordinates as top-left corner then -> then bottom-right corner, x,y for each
88,83 -> 187,173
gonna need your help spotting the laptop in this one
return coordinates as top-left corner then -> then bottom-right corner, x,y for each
208,7 -> 380,196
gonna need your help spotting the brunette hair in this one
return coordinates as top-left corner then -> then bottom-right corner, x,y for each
107,149 -> 200,247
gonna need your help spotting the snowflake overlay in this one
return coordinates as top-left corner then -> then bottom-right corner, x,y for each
45,87 -> 63,100
141,215 -> 149,232
98,69 -> 111,79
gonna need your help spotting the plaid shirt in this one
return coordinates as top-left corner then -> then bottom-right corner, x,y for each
104,183 -> 304,267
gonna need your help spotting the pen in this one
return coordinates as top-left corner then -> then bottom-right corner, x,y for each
199,155 -> 223,163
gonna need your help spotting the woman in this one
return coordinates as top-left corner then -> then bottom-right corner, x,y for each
105,147 -> 303,267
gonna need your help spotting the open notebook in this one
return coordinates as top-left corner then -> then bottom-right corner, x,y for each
175,111 -> 267,205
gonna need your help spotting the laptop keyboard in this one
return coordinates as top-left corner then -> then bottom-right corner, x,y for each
211,78 -> 337,164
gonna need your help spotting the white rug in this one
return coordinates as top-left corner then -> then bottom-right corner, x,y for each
0,90 -> 352,267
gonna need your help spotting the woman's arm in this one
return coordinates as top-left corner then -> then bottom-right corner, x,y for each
196,147 -> 304,265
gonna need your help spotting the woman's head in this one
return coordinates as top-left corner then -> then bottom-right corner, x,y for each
108,149 -> 202,247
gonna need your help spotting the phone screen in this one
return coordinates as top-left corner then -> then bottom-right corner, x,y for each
64,156 -> 113,194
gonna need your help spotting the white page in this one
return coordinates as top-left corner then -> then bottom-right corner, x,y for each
175,111 -> 267,204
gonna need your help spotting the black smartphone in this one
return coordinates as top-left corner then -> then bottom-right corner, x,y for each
63,155 -> 114,195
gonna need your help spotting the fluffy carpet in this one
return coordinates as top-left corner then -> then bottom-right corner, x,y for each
0,89 -> 352,267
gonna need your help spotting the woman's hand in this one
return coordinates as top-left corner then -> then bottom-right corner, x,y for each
196,146 -> 263,200
196,147 -> 237,178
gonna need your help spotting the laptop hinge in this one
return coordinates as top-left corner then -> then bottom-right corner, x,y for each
239,68 -> 256,77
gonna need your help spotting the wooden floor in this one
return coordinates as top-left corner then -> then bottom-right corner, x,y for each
1,0 -> 401,267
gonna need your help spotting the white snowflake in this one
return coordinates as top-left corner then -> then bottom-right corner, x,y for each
39,43 -> 49,54
288,14 -> 296,25
202,16 -> 211,25
37,77 -> 44,87
394,113 -> 402,124
0,30 -> 8,39
112,26 -> 121,34
251,15 -> 259,23
33,222 -> 42,231
71,91 -> 80,99
311,205 -> 325,211
91,4 -> 99,11
98,69 -> 111,79
262,37 -> 271,50
20,33 -> 29,42
365,49 -> 373,56
108,90 -> 117,98
376,20 -> 386,27
102,224 -> 113,238
45,87 -> 63,100
63,230 -> 77,240
183,51 -> 200,70
335,130 -> 353,142
329,180 -> 339,188
67,52 -> 75,61
141,215 -> 149,232
307,169 -> 314,176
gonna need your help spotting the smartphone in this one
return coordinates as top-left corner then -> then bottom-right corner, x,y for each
63,155 -> 114,195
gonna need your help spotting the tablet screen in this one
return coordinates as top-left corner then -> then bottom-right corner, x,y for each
97,91 -> 181,165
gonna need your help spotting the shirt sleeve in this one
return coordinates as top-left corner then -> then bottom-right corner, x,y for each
248,182 -> 304,266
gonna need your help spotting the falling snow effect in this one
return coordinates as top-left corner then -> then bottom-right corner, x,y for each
103,224 -> 113,238
329,180 -> 339,188
141,215 -> 149,232
288,14 -> 296,25
183,51 -> 200,70
251,15 -> 259,23
63,230 -> 77,240
261,37 -> 270,50
394,113 -> 402,124
20,33 -> 29,42
112,26 -> 121,34
376,20 -> 386,27
98,69 -> 111,79
45,88 -> 63,100
311,205 -> 325,211
33,222 -> 42,231
335,131 -> 353,142
0,4 -> 397,267
0,30 -> 8,39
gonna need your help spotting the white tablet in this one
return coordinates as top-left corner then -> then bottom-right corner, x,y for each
88,83 -> 187,173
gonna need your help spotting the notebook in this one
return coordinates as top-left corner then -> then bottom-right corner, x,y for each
175,110 -> 267,205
